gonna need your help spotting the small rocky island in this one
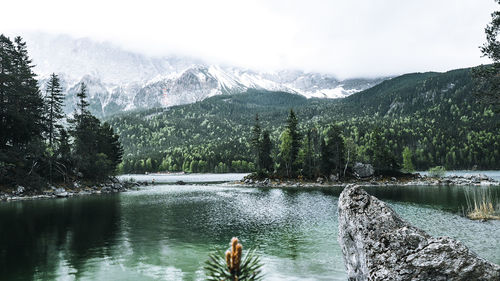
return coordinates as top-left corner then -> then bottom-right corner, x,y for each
241,163 -> 499,187
337,185 -> 500,280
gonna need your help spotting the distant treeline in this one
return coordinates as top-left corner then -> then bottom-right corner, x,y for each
109,68 -> 499,175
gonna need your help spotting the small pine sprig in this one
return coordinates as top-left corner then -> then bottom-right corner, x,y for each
205,237 -> 263,281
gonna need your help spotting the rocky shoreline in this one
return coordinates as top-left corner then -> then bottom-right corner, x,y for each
2,173 -> 497,202
239,173 -> 499,188
0,178 -> 149,202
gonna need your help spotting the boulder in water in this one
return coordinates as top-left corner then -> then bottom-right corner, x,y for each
337,184 -> 500,281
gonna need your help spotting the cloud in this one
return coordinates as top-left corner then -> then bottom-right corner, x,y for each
2,0 -> 497,78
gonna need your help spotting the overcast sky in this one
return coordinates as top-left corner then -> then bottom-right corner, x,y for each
2,0 -> 498,78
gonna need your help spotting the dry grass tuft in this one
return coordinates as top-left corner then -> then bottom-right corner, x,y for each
465,188 -> 500,220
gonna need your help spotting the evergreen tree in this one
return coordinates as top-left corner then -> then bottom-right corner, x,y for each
56,128 -> 71,162
0,35 -> 15,149
44,73 -> 64,184
303,130 -> 314,179
0,36 -> 45,147
251,114 -> 262,170
76,82 -> 90,116
320,125 -> 345,178
0,35 -> 45,187
70,82 -> 92,163
368,127 -> 399,173
278,129 -> 293,177
55,128 -> 71,182
301,127 -> 322,179
474,0 -> 500,107
12,36 -> 45,144
97,122 -> 124,174
285,109 -> 302,177
70,83 -> 123,181
72,113 -> 101,179
481,0 -> 500,62
320,138 -> 328,176
402,147 -> 415,172
44,73 -> 64,148
259,130 -> 273,173
190,160 -> 198,173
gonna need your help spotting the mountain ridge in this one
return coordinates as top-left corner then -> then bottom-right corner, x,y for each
20,32 -> 387,117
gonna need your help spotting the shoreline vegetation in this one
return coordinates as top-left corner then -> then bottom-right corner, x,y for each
0,178 -> 146,202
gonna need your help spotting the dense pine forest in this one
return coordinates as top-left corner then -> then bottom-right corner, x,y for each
108,67 -> 499,176
0,35 -> 123,190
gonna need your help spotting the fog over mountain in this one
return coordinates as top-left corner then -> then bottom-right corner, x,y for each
26,33 -> 386,117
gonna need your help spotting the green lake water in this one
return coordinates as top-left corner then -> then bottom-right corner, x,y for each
1,174 -> 499,280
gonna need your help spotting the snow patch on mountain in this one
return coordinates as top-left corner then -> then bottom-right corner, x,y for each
24,32 -> 387,116
300,86 -> 359,99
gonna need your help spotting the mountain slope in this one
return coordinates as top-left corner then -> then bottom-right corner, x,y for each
107,67 -> 500,172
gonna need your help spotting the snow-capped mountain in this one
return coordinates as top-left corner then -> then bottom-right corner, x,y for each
24,32 -> 386,117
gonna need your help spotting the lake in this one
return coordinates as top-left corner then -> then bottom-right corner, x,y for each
1,173 -> 499,280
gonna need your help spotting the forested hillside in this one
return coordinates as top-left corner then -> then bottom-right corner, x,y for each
108,67 -> 499,174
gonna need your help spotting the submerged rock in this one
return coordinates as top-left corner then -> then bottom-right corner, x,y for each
337,185 -> 500,281
101,186 -> 112,193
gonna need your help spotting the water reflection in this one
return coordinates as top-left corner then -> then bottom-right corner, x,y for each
362,185 -> 500,213
115,185 -> 344,280
254,184 -> 499,213
0,195 -> 121,281
0,183 -> 499,280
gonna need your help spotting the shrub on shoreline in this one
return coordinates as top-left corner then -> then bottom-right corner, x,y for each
428,166 -> 446,178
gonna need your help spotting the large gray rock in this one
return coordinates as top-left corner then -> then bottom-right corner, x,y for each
16,186 -> 25,194
338,185 -> 500,281
55,188 -> 68,198
353,163 -> 374,178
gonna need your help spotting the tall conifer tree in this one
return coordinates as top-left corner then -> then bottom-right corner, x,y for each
320,125 -> 345,178
0,35 -> 45,186
70,82 -> 123,181
259,130 -> 272,173
285,109 -> 301,177
474,0 -> 500,107
251,114 -> 261,170
45,73 -> 64,148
